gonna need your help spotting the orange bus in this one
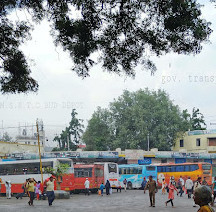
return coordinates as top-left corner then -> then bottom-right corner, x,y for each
157,162 -> 212,186
74,164 -> 104,193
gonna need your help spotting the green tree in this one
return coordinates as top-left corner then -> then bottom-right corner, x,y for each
182,107 -> 206,130
0,0 -> 212,93
83,89 -> 206,151
53,109 -> 84,151
1,132 -> 12,142
45,163 -> 70,190
83,107 -> 114,151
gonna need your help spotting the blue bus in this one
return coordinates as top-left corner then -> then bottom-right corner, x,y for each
118,164 -> 157,189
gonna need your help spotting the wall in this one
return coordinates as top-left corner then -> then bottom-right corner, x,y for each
0,141 -> 44,156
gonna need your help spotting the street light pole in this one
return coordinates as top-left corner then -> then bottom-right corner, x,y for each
147,133 -> 150,151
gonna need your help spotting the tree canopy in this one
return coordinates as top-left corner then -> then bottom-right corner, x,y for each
53,109 -> 84,151
83,89 -> 206,151
0,0 -> 212,93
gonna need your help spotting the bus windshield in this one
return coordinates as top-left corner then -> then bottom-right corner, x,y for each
108,164 -> 117,173
202,164 -> 211,170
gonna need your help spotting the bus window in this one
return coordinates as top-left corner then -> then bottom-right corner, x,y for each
171,166 -> 176,172
119,168 -> 122,174
176,166 -> 184,172
190,164 -> 199,171
162,166 -> 166,172
123,168 -> 126,175
95,168 -> 103,177
166,166 -> 172,172
184,165 -> 190,172
202,164 -> 211,170
74,168 -> 92,178
126,167 -> 130,175
146,166 -> 155,171
137,167 -> 142,174
108,164 -> 117,173
157,166 -> 162,172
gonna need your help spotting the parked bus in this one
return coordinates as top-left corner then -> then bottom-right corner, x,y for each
75,162 -> 119,190
74,164 -> 104,193
118,164 -> 157,189
157,162 -> 212,186
103,162 -> 119,188
0,158 -> 75,194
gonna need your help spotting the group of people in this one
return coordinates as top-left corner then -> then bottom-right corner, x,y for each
15,176 -> 55,206
144,175 -> 215,211
84,178 -> 117,196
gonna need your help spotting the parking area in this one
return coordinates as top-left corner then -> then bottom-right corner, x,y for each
0,189 -> 214,212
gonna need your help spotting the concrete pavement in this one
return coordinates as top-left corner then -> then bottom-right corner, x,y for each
0,190 -> 214,212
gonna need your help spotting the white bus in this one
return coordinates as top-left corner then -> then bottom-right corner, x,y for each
95,162 -> 119,188
0,158 -> 74,193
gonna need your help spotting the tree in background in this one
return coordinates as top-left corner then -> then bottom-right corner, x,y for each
0,0 -> 212,93
182,107 -> 206,131
53,109 -> 84,151
83,89 -> 206,151
1,132 -> 12,142
83,107 -> 114,151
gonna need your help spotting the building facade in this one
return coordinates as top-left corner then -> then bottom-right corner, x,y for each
173,129 -> 216,153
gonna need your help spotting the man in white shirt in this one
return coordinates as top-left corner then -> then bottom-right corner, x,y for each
185,176 -> 193,199
45,176 -> 55,206
84,178 -> 90,196
179,176 -> 185,197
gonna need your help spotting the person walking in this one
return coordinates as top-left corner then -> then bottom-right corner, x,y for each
117,180 -> 121,193
165,181 -> 179,208
0,178 -> 2,195
202,177 -> 208,186
162,179 -> 167,195
144,175 -> 158,207
141,177 -> 147,193
26,178 -> 36,206
5,181 -> 12,199
84,178 -> 90,196
123,178 -> 127,192
193,177 -> 202,207
185,176 -> 193,199
177,178 -> 184,197
45,176 -> 55,206
35,181 -> 41,200
212,177 -> 216,206
105,180 -> 111,195
99,182 -> 105,196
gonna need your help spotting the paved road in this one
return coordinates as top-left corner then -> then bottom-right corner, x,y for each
0,190 -> 214,212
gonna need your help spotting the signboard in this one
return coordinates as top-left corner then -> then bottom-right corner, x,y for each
125,150 -> 144,160
138,157 -> 152,165
188,129 -> 216,136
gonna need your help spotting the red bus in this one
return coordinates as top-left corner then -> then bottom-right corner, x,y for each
74,164 -> 104,193
157,162 -> 212,186
0,158 -> 75,194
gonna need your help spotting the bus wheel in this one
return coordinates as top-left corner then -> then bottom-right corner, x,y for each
128,182 -> 132,190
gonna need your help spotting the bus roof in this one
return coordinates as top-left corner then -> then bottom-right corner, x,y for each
118,164 -> 155,167
0,158 -> 72,165
154,162 -> 211,166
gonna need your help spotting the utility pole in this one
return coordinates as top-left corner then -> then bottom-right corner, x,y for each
36,119 -> 43,184
147,133 -> 150,151
67,134 -> 69,151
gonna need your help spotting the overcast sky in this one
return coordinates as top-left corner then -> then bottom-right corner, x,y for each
1,1 -> 216,147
